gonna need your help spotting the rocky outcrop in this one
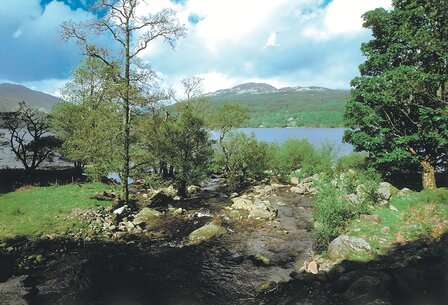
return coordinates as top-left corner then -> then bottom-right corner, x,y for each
328,235 -> 371,261
132,207 -> 162,226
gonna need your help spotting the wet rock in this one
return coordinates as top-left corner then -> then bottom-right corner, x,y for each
249,208 -> 276,220
328,235 -> 371,261
0,275 -> 32,305
290,185 -> 306,194
132,207 -> 162,225
188,222 -> 226,245
231,197 -> 253,210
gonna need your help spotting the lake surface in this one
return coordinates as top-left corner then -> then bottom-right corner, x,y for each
0,128 -> 352,169
237,127 -> 352,156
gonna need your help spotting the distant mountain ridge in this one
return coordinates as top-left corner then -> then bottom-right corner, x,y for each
206,82 -> 349,128
204,82 -> 331,97
0,83 -> 62,112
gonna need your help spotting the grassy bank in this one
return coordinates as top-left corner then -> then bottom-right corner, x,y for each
0,182 -> 112,239
343,188 -> 448,261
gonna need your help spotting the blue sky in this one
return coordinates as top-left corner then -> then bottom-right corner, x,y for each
0,0 -> 392,96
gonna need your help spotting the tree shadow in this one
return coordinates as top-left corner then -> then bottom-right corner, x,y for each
265,232 -> 448,305
0,168 -> 84,194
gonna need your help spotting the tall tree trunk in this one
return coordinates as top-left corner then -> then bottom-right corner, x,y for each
123,23 -> 131,205
421,160 -> 436,190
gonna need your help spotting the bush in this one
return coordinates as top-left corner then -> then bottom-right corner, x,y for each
313,168 -> 381,251
268,138 -> 336,178
214,131 -> 269,186
335,152 -> 368,173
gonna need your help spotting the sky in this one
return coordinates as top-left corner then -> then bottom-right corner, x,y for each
0,0 -> 392,96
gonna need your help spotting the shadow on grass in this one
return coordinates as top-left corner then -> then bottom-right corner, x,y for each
0,168 -> 84,194
265,232 -> 448,305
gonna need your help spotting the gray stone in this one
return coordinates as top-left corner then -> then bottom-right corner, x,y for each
328,235 -> 371,261
187,185 -> 201,194
397,188 -> 413,198
113,205 -> 127,215
231,197 -> 253,210
290,176 -> 299,185
132,207 -> 162,225
249,208 -> 276,220
188,222 -> 226,245
377,182 -> 393,201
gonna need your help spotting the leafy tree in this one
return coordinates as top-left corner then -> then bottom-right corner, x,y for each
0,102 -> 61,172
163,109 -> 213,196
344,0 -> 448,189
50,58 -> 122,181
61,0 -> 186,204
214,131 -> 268,186
209,103 -> 249,172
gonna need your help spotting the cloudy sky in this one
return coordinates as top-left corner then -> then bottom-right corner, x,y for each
0,0 -> 392,96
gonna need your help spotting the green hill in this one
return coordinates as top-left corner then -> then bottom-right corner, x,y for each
207,83 -> 349,127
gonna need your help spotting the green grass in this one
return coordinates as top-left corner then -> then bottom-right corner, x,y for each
343,188 -> 448,261
0,182 -> 113,239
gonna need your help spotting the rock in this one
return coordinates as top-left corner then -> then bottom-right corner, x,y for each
361,214 -> 381,223
91,190 -> 116,201
187,185 -> 201,194
188,222 -> 226,245
113,205 -> 127,215
231,197 -> 253,210
167,206 -> 184,215
397,188 -> 413,198
132,207 -> 162,225
389,205 -> 399,212
290,186 -> 305,194
346,193 -> 361,205
253,253 -> 271,266
307,260 -> 319,274
147,191 -> 174,208
0,275 -> 32,305
249,208 -> 276,220
377,182 -> 393,201
290,176 -> 299,185
328,235 -> 371,261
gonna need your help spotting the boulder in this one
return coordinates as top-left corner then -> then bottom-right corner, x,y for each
113,205 -> 127,215
231,197 -> 253,210
361,214 -> 381,223
377,182 -> 397,201
132,207 -> 162,225
146,191 -> 174,208
188,222 -> 226,245
346,193 -> 361,205
252,253 -> 271,266
328,235 -> 371,261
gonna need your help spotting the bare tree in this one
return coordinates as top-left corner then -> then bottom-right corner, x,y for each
180,76 -> 204,100
0,102 -> 61,172
61,0 -> 186,204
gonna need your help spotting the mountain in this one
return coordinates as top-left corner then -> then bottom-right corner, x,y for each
0,83 -> 62,112
205,82 -> 330,97
206,83 -> 350,128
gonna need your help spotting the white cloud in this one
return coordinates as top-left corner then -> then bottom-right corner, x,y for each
264,32 -> 279,48
303,0 -> 392,40
12,29 -> 22,39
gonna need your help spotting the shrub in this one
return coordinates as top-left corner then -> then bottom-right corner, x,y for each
335,152 -> 368,173
214,131 -> 269,186
268,138 -> 315,176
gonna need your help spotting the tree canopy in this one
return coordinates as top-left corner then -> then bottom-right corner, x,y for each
344,0 -> 448,189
